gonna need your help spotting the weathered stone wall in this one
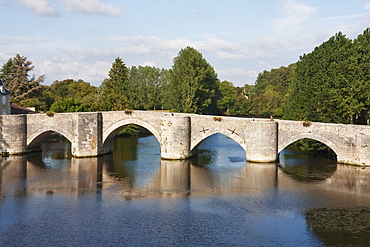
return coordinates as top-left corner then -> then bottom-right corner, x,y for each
27,113 -> 74,147
71,112 -> 102,157
100,110 -> 163,154
245,120 -> 278,163
277,120 -> 370,166
160,115 -> 191,159
1,111 -> 370,165
0,115 -> 27,154
189,114 -> 248,151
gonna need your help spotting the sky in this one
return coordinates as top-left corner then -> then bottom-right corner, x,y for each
0,0 -> 370,87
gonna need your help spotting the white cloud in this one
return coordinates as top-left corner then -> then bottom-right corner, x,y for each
142,61 -> 157,67
37,59 -> 80,80
217,68 -> 260,86
218,68 -> 258,78
365,2 -> 370,11
37,59 -> 110,86
78,61 -> 110,84
61,0 -> 123,16
276,0 -> 317,33
19,0 -> 60,17
0,0 -> 8,6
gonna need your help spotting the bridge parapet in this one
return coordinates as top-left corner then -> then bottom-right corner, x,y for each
27,113 -> 74,147
189,114 -> 248,151
1,111 -> 370,166
277,120 -> 370,166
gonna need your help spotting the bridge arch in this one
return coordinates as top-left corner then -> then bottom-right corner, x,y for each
102,118 -> 161,151
191,127 -> 246,152
27,125 -> 73,148
278,132 -> 340,156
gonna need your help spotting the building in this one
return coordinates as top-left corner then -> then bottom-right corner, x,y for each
0,79 -> 35,115
0,79 -> 11,115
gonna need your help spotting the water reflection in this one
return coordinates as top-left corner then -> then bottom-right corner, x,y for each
160,160 -> 190,197
1,134 -> 370,246
279,147 -> 337,182
0,155 -> 278,199
1,135 -> 370,200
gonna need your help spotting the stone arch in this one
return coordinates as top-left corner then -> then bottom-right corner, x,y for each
27,125 -> 73,148
102,118 -> 161,151
278,132 -> 340,156
191,127 -> 246,152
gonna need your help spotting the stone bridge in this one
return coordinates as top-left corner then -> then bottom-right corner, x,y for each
0,110 -> 369,166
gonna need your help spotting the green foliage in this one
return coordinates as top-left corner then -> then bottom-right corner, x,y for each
217,80 -> 237,115
20,98 -> 47,111
50,98 -> 84,113
4,54 -> 44,104
168,46 -> 220,114
127,66 -> 164,110
0,58 -> 13,83
284,30 -> 370,124
48,79 -> 99,112
250,65 -> 294,117
46,111 -> 55,117
118,124 -> 140,136
292,139 -> 329,151
99,57 -> 130,111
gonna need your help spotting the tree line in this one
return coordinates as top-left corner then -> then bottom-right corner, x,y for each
0,47 -> 250,116
1,28 -> 370,126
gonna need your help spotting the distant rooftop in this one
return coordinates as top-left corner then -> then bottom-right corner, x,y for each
11,103 -> 36,114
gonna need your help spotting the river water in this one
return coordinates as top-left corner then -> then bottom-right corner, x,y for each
0,133 -> 370,246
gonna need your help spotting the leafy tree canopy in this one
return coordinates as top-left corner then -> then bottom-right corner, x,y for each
168,46 -> 220,114
4,54 -> 44,103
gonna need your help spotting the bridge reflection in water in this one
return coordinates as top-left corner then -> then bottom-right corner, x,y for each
1,153 -> 370,200
2,134 -> 370,246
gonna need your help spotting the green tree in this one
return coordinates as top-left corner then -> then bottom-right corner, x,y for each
159,68 -> 172,110
229,86 -> 251,116
127,66 -> 162,110
217,80 -> 237,115
250,65 -> 294,117
48,79 -> 99,112
4,54 -> 44,103
99,57 -> 130,110
168,47 -> 220,114
351,28 -> 370,124
0,58 -> 13,83
284,32 -> 358,123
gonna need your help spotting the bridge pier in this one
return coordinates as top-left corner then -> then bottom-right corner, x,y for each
0,115 -> 27,155
71,113 -> 102,157
245,121 -> 278,163
160,115 -> 192,160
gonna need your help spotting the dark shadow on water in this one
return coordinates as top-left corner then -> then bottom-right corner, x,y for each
279,146 -> 337,182
305,206 -> 370,246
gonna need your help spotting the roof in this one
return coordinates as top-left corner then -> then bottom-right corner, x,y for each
11,103 -> 36,114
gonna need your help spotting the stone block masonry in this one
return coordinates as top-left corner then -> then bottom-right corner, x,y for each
0,111 -> 369,166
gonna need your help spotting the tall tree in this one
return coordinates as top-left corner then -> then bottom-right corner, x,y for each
351,28 -> 370,124
4,54 -> 44,102
284,32 -> 359,123
251,65 -> 293,117
168,46 -> 220,114
127,66 -> 162,110
217,80 -> 237,115
0,58 -> 13,82
99,57 -> 130,110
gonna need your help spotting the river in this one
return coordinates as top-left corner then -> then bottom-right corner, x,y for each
0,133 -> 370,246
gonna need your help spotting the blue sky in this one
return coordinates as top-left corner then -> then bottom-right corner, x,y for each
0,0 -> 369,87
